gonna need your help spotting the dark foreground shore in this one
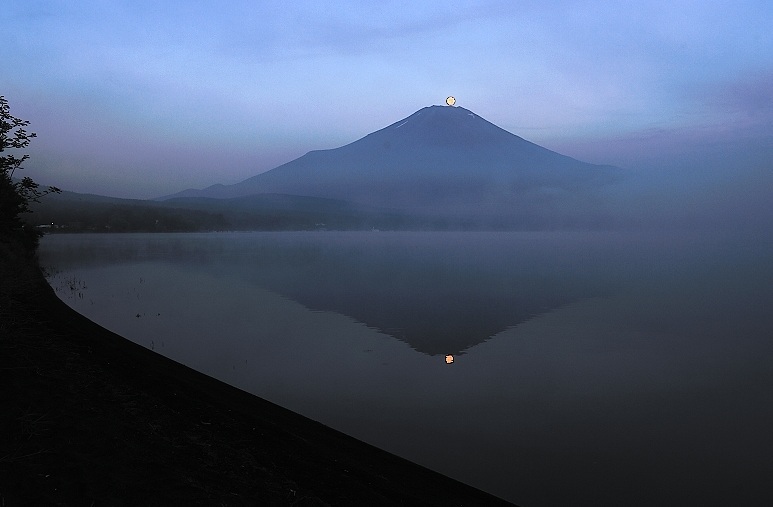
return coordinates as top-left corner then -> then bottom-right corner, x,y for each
0,248 -> 514,506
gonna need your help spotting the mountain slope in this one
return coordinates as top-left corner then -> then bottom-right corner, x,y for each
163,105 -> 622,216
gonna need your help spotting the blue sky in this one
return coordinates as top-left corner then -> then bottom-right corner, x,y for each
2,1 -> 772,198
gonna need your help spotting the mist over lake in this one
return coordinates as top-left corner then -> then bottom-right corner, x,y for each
40,230 -> 773,506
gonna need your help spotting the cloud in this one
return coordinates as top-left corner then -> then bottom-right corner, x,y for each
707,71 -> 773,122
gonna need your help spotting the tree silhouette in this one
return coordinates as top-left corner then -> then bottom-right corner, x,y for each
1,95 -> 60,253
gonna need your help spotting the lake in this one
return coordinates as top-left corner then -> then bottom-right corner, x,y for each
39,230 -> 773,506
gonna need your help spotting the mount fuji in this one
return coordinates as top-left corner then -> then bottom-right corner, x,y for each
162,105 -> 624,228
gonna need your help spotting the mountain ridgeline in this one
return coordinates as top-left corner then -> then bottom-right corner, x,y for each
32,105 -> 627,231
162,105 -> 624,230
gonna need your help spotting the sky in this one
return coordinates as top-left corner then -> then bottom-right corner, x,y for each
2,0 -> 772,199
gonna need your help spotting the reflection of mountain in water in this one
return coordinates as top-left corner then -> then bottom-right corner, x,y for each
225,235 -> 608,356
41,233 -> 612,356
255,264 -> 574,356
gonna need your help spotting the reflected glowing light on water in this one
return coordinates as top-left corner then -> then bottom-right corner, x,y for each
445,354 -> 454,364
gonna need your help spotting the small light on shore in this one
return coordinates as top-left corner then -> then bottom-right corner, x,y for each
445,354 -> 454,364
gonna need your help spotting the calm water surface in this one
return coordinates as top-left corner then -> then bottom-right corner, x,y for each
39,231 -> 773,506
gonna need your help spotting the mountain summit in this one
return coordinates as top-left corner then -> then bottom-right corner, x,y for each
163,105 -> 622,226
